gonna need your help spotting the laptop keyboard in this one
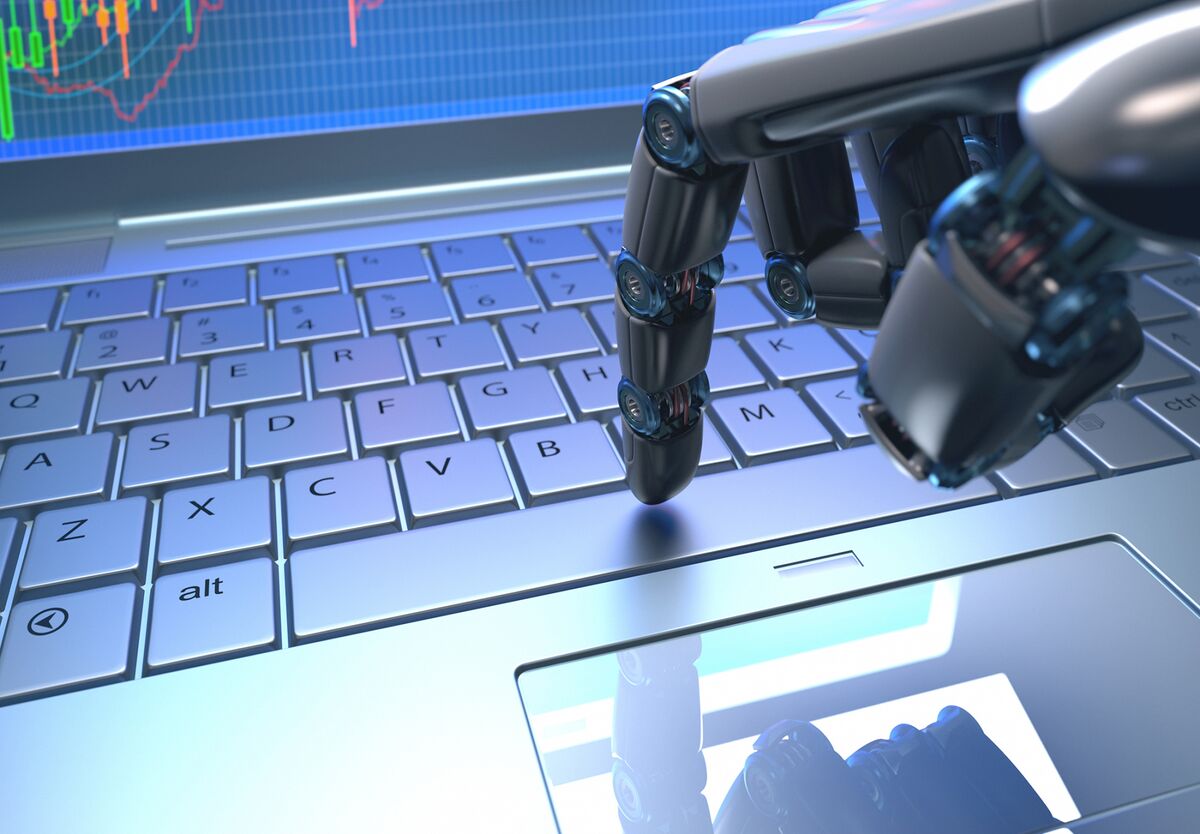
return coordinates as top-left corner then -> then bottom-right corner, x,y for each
1,201 -> 1198,706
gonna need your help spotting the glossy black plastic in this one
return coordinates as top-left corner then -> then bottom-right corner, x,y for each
622,133 -> 749,276
622,417 -> 705,505
615,294 -> 715,394
743,139 -> 859,258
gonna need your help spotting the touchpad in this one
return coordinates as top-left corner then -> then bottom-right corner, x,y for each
518,540 -> 1200,833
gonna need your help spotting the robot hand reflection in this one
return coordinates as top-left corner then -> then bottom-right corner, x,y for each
615,1 -> 1200,504
610,636 -> 1059,834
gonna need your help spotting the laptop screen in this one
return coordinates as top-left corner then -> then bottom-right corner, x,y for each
0,0 -> 822,162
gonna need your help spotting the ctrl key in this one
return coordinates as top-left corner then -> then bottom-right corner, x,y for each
146,557 -> 277,672
0,583 -> 139,702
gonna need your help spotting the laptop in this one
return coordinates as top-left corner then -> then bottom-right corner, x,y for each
1,1 -> 1199,830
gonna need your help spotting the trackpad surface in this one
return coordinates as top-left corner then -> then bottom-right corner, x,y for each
518,541 -> 1200,833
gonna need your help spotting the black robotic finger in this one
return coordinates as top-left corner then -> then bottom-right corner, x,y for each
618,370 -> 710,506
779,232 -> 891,329
615,291 -> 716,394
851,119 -> 971,269
743,139 -> 891,329
613,264 -> 716,504
624,130 -> 748,277
743,139 -> 859,258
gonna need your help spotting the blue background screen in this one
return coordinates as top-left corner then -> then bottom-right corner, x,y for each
0,1 -> 826,161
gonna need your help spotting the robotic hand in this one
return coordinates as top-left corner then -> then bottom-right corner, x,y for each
616,0 -> 1200,503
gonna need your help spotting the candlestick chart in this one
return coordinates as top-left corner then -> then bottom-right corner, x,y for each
1,0 -> 820,162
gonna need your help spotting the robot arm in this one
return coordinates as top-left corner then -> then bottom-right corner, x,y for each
618,0 -> 1200,504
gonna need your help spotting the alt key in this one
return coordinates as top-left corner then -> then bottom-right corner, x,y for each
146,557 -> 278,672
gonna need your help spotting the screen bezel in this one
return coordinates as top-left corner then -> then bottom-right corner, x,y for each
0,105 -> 642,231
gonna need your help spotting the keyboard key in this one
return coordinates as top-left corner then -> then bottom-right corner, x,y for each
274,295 -> 361,345
714,285 -> 777,334
95,362 -> 198,429
449,272 -> 540,320
533,260 -> 615,308
20,497 -> 150,592
257,255 -> 340,301
0,517 -> 20,601
0,330 -> 72,383
0,583 -> 138,701
1113,344 -> 1192,399
75,318 -> 171,375
696,419 -> 736,471
803,376 -> 872,447
178,305 -> 267,358
283,457 -> 398,549
162,266 -> 248,313
0,377 -> 92,450
499,309 -> 600,365
833,328 -> 877,363
508,421 -> 623,504
0,287 -> 58,334
431,236 -> 515,277
364,283 -> 453,332
288,445 -> 996,642
146,557 -> 277,672
353,382 -> 462,454
710,388 -> 835,465
397,438 -> 516,526
121,415 -> 234,497
207,348 -> 304,412
1146,319 -> 1200,372
62,277 -> 154,326
1144,263 -> 1200,311
557,355 -> 621,417
0,433 -> 116,519
157,476 -> 274,568
706,337 -> 766,394
1135,384 -> 1200,454
589,221 -> 623,257
744,326 -> 857,385
345,246 -> 428,290
311,335 -> 406,394
722,241 -> 766,283
588,302 -> 618,351
458,367 -> 568,435
244,398 -> 349,474
1110,248 -> 1192,273
511,227 -> 598,266
1125,275 -> 1190,324
991,433 -> 1097,497
1064,400 -> 1190,475
408,321 -> 505,381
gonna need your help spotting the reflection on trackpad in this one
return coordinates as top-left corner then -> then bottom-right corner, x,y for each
519,541 -> 1200,832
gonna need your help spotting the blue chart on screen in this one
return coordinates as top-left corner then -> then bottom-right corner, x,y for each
0,0 -> 826,161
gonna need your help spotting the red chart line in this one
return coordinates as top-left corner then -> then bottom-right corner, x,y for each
22,0 -> 223,124
350,0 -> 384,46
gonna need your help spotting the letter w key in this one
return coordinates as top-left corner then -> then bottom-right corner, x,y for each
95,363 -> 200,430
